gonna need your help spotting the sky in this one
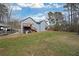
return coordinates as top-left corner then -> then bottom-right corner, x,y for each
10,3 -> 66,21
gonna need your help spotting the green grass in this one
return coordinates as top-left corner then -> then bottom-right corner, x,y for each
0,31 -> 79,56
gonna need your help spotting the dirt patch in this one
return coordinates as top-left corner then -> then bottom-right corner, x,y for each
0,32 -> 22,39
0,48 -> 6,55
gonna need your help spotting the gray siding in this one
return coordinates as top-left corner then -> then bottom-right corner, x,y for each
21,17 -> 48,33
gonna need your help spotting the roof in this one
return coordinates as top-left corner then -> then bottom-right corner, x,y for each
21,17 -> 36,23
21,17 -> 48,24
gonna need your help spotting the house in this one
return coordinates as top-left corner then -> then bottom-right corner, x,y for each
21,17 -> 48,33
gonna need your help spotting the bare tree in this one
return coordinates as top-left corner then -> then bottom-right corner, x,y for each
64,3 -> 79,32
0,3 -> 8,24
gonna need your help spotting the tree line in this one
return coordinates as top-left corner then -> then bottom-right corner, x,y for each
47,3 -> 79,34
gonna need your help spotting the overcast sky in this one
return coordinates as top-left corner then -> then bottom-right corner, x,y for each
10,3 -> 65,21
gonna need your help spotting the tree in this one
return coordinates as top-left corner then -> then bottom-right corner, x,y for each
0,3 -> 8,15
75,4 -> 79,34
54,12 -> 64,31
54,12 -> 64,22
4,3 -> 13,25
8,19 -> 20,29
48,12 -> 64,31
64,3 -> 79,32
48,12 -> 54,30
48,12 -> 54,19
0,3 -> 8,23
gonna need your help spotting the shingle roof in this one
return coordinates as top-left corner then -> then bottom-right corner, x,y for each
21,17 -> 36,22
21,17 -> 47,24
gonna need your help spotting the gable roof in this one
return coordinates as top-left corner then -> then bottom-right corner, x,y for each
21,17 -> 48,24
21,17 -> 35,22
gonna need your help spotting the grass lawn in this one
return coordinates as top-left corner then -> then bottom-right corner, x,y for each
0,31 -> 79,56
